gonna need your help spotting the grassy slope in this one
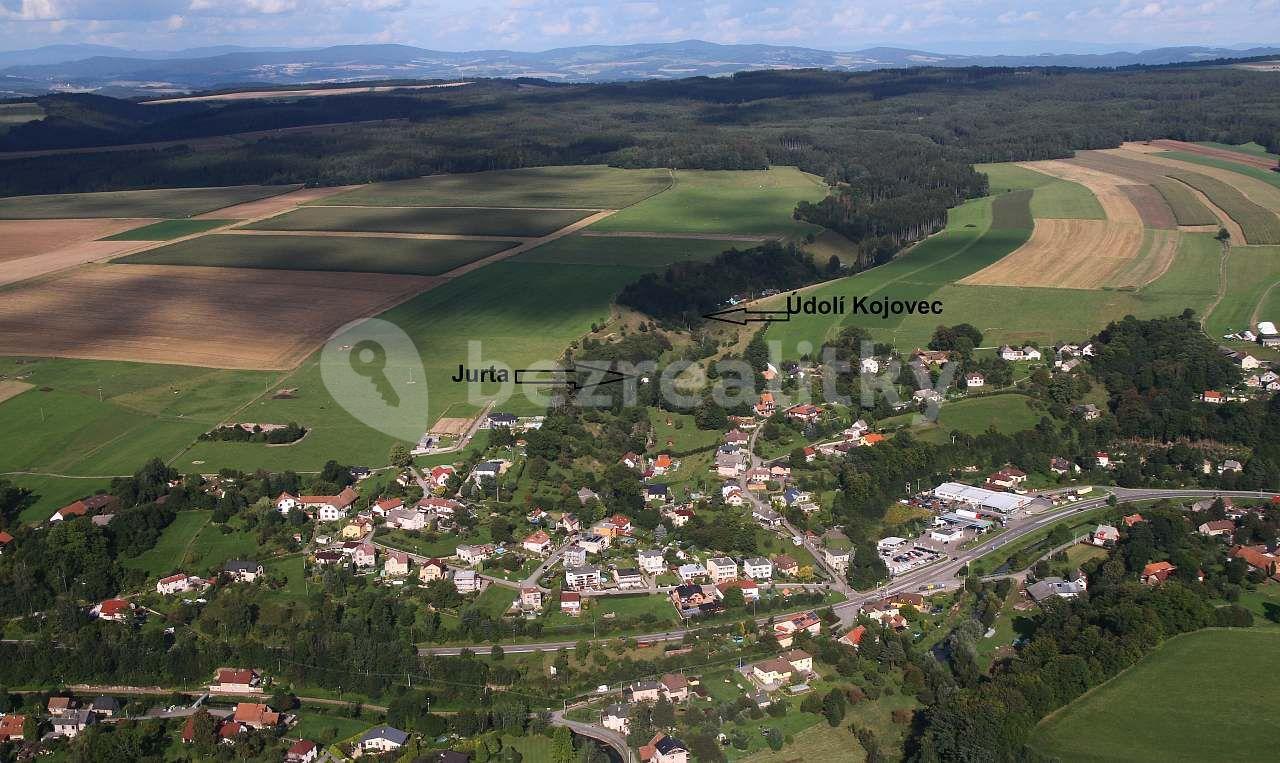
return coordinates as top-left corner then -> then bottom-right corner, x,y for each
882,393 -> 1043,445
245,206 -> 590,236
117,233 -> 515,276
978,162 -> 1105,219
1204,245 -> 1280,339
314,165 -> 671,209
588,166 -> 827,235
122,510 -> 212,576
0,185 -> 293,219
1031,628 -> 1280,762
8,474 -> 112,524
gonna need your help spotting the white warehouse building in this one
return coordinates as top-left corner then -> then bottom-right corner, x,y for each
932,482 -> 1034,514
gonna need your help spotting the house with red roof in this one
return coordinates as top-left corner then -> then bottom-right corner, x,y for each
156,572 -> 208,595
1202,390 -> 1224,404
427,465 -> 455,488
286,739 -> 319,763
50,500 -> 89,522
0,714 -> 26,741
1141,561 -> 1177,585
384,551 -> 411,577
94,598 -> 134,622
839,625 -> 867,648
232,702 -> 280,730
560,591 -> 582,617
0,530 -> 13,553
211,668 -> 262,694
1122,513 -> 1145,527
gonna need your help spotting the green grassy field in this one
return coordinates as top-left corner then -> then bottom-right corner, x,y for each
1158,151 -> 1280,191
102,219 -> 234,240
1165,171 -> 1280,244
1196,141 -> 1279,160
648,409 -> 722,452
5,474 -> 112,524
1031,628 -> 1280,762
122,510 -> 212,576
180,520 -> 263,574
883,394 -> 1043,444
969,505 -> 1113,576
315,165 -> 672,209
0,102 -> 43,130
978,162 -> 1104,219
1204,245 -> 1280,339
290,711 -> 374,745
800,229 -> 864,267
116,232 -> 515,276
588,166 -> 826,235
0,185 -> 294,219
518,234 -> 731,267
1151,177 -> 1219,225
246,206 -> 590,236
0,356 -> 274,476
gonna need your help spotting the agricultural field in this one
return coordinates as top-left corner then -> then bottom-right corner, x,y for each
0,102 -> 43,131
977,162 -> 1104,219
0,218 -> 161,288
0,264 -> 438,369
117,233 -> 514,276
0,185 -> 294,219
519,234 -> 731,267
6,474 -> 113,525
588,167 -> 827,236
316,165 -> 671,209
102,219 -> 235,240
1204,245 -> 1280,341
1031,629 -> 1280,762
246,206 -> 590,236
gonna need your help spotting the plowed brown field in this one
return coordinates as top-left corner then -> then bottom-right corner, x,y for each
960,218 -> 1144,290
0,264 -> 440,369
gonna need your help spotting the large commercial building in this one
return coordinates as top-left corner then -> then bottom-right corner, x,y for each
932,482 -> 1034,514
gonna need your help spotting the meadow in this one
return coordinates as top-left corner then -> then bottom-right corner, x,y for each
315,165 -> 671,209
588,167 -> 827,235
1203,245 -> 1280,340
7,474 -> 113,524
117,233 -> 514,276
122,510 -> 212,576
518,234 -> 731,267
0,185 -> 293,219
977,162 -> 1103,219
882,393 -> 1043,445
103,219 -> 234,240
246,206 -> 590,236
1031,628 -> 1280,762
1158,151 -> 1280,191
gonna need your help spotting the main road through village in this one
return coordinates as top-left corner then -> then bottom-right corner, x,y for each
417,487 -> 1278,657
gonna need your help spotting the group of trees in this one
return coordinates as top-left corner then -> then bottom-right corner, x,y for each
198,422 -> 307,444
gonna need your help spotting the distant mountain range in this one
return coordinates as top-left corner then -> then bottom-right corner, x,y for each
1,40 -> 1277,98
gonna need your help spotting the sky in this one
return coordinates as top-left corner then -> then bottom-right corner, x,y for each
0,0 -> 1277,54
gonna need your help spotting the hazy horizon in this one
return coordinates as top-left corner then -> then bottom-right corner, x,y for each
0,1 -> 1276,56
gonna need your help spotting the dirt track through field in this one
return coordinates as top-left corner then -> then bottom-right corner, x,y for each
195,186 -> 360,219
961,218 -> 1144,290
0,264 -> 440,369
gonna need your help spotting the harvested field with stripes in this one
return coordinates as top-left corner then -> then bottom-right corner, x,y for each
960,218 -> 1145,290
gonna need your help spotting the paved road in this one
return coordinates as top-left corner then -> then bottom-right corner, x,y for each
552,710 -> 634,763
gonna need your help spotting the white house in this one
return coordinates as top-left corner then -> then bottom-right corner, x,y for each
677,563 -> 707,583
706,557 -> 738,583
742,557 -> 773,580
353,543 -> 377,568
384,551 -> 411,577
456,544 -> 495,565
638,549 -> 667,575
224,560 -> 263,582
156,573 -> 206,595
602,703 -> 631,735
563,544 -> 588,568
522,530 -> 553,555
453,570 -> 482,594
565,565 -> 602,590
965,372 -> 985,388
613,568 -> 645,590
359,727 -> 409,754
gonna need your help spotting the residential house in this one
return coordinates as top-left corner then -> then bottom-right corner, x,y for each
754,392 -> 776,417
670,584 -> 720,617
1095,452 -> 1112,469
1202,390 -> 1225,404
659,673 -> 689,703
519,587 -> 543,611
212,668 -> 262,693
577,486 -> 600,506
522,530 -> 553,555
784,403 -> 823,424
558,513 -> 581,534
427,465 -> 455,489
1026,572 -> 1088,602
716,450 -> 745,478
453,570 -> 482,594
677,563 -> 707,583
706,557 -> 738,583
314,549 -> 345,567
965,372 -> 985,388
359,726 -> 410,754
716,578 -> 760,601
602,703 -> 631,734
752,505 -> 782,528
372,497 -> 403,517
275,492 -> 301,514
912,348 -> 951,366
0,714 -> 26,741
1198,519 -> 1235,537
773,611 -> 822,647
156,572 -> 206,595
1142,561 -> 1177,585
651,454 -> 676,475
471,461 -> 504,484
839,625 -> 867,649
751,658 -> 793,688
565,565 -> 603,590
620,452 -> 644,470
597,514 -> 634,537
1074,403 -> 1102,421
386,507 -> 427,531
1219,459 -> 1244,474
299,487 -> 359,522
224,560 -> 263,582
988,467 -> 1027,489
577,534 -> 611,554
725,429 -> 750,446
743,557 -> 773,580
456,544 -> 495,566
769,464 -> 791,481
1122,513 -> 1145,527
1049,457 -> 1078,475
232,702 -> 281,730
666,507 -> 694,527
772,554 -> 799,577
94,598 -> 133,622
1231,545 -> 1278,577
638,550 -> 666,575
50,500 -> 89,522
47,697 -> 76,714
286,739 -> 320,763
1091,524 -> 1120,547
613,567 -> 645,590
418,558 -> 448,583
562,545 -> 588,568
384,551 -> 411,577
644,483 -> 670,503
487,411 -> 518,429
560,591 -> 582,616
722,487 -> 747,507
353,542 -> 377,568
626,680 -> 662,704
913,388 -> 943,404
783,648 -> 814,675
52,709 -> 95,738
640,733 -> 689,763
